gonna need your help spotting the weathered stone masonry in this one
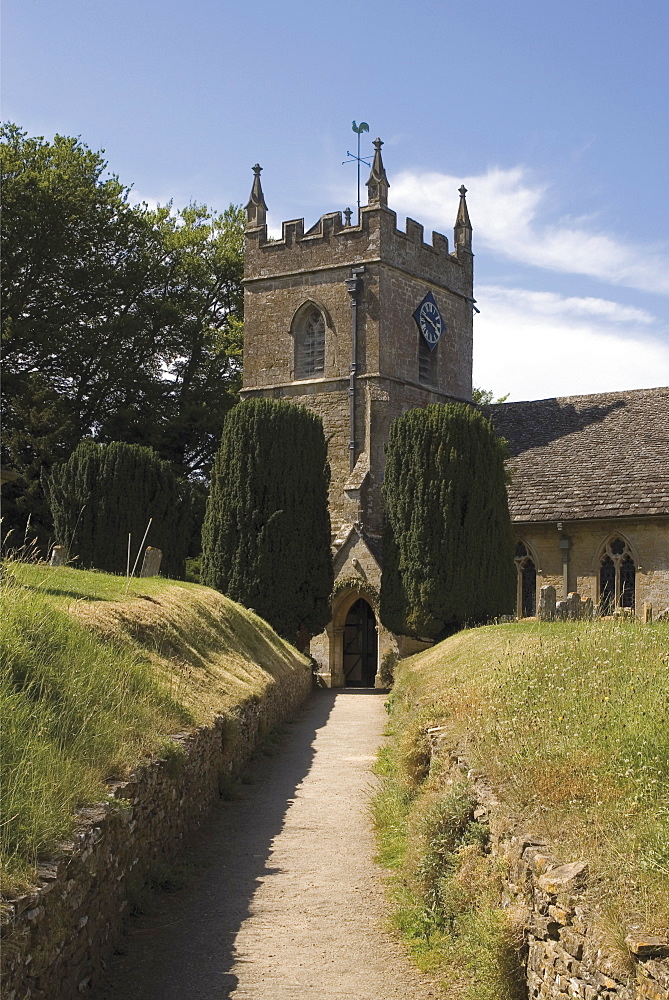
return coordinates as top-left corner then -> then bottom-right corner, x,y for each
242,141 -> 473,542
436,742 -> 669,1000
242,142 -> 475,686
495,837 -> 669,1000
489,388 -> 669,620
243,141 -> 669,688
0,663 -> 312,1000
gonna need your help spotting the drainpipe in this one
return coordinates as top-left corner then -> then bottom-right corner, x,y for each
557,522 -> 571,598
345,267 -> 365,472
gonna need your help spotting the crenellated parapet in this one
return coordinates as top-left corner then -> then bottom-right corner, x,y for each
242,138 -> 475,550
244,138 -> 473,297
246,208 -> 472,297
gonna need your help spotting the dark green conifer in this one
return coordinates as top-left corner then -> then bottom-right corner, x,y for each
201,398 -> 333,644
380,403 -> 515,639
44,441 -> 189,578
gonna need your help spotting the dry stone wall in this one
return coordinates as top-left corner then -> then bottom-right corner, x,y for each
456,755 -> 669,1000
1,664 -> 312,1000
495,833 -> 668,1000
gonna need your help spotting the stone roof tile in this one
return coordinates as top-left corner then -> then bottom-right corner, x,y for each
487,387 -> 669,522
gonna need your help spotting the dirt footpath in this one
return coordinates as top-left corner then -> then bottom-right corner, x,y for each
95,689 -> 439,1000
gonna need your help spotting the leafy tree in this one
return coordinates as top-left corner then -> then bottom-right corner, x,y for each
1,124 -> 243,549
43,441 -> 190,578
201,399 -> 333,645
99,203 -> 244,479
380,403 -> 515,640
2,124 -> 163,448
472,386 -> 510,404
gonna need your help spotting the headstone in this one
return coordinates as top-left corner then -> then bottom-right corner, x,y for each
140,546 -> 162,578
50,545 -> 66,567
555,592 -> 590,620
538,585 -> 556,621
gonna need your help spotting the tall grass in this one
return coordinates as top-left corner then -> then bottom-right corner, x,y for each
0,581 -> 192,890
7,560 -> 189,603
374,736 -> 525,1000
374,620 -> 669,997
1,564 -> 309,893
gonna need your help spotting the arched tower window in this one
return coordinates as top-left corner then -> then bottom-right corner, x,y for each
514,540 -> 537,618
294,305 -> 325,379
599,536 -> 635,614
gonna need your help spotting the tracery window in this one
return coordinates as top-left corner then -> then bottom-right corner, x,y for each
418,335 -> 438,386
514,540 -> 537,618
294,306 -> 325,379
599,536 -> 635,614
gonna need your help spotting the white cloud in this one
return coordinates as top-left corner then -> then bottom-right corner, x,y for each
390,167 -> 669,295
482,289 -> 656,326
125,188 -> 161,210
473,285 -> 669,400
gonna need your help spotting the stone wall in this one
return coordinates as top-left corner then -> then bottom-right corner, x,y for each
493,833 -> 669,1000
515,517 -> 669,618
1,664 -> 312,1000
445,751 -> 669,1000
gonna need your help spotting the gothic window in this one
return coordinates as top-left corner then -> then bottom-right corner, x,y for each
600,556 -> 615,615
294,306 -> 325,379
598,537 -> 635,614
419,335 -> 438,386
514,540 -> 537,618
620,556 -> 635,608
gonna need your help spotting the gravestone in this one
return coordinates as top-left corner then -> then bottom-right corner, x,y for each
140,546 -> 162,578
551,592 -> 593,621
50,545 -> 66,567
538,584 -> 556,621
567,592 -> 582,619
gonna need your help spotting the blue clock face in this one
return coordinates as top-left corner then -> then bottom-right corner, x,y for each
412,292 -> 443,350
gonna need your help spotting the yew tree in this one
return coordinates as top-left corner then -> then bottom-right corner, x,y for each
44,440 -> 190,579
380,403 -> 515,639
201,399 -> 333,644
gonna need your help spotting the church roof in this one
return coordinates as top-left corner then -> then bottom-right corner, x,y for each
487,387 -> 669,522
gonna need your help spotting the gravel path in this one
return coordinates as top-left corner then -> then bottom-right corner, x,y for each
95,689 -> 439,999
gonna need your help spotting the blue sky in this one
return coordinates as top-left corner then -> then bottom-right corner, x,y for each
4,0 -> 669,400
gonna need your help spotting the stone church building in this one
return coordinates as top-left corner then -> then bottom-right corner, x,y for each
241,140 -> 669,687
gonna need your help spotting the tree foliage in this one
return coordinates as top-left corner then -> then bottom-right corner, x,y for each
201,399 -> 333,644
471,386 -> 510,405
1,123 -> 243,549
380,403 -> 515,639
44,441 -> 190,578
100,202 -> 244,477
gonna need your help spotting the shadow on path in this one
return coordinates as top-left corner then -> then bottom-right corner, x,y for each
93,689 -> 357,999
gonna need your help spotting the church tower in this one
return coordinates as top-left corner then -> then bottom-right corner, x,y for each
242,142 -> 475,685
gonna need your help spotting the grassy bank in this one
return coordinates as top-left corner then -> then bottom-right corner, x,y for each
1,563 -> 309,893
374,620 -> 669,999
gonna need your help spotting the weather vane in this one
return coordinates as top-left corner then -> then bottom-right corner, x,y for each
342,121 -> 371,220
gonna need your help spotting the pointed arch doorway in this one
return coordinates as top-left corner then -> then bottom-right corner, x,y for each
343,598 -> 378,687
